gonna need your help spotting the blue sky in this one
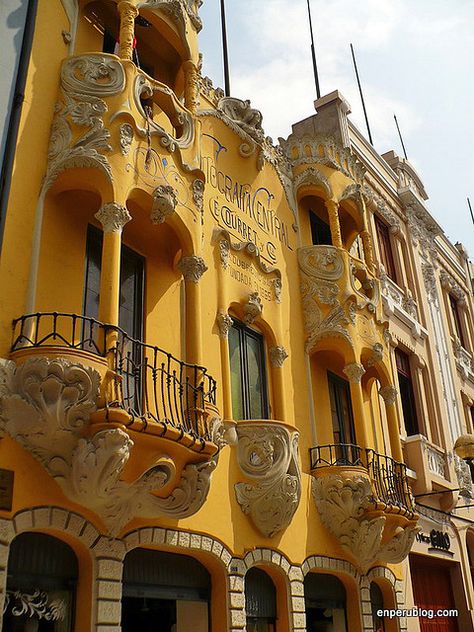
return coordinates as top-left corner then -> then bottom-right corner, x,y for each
198,0 -> 474,258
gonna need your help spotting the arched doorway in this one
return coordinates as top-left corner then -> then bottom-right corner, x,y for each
3,532 -> 78,632
245,567 -> 277,632
304,572 -> 347,632
122,549 -> 211,632
370,582 -> 386,632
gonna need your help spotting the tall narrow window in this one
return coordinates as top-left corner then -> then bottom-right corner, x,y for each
229,319 -> 268,420
449,294 -> 466,348
83,225 -> 144,339
375,215 -> 397,282
395,349 -> 419,436
310,210 -> 332,246
328,372 -> 356,462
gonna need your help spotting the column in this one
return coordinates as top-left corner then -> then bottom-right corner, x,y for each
325,199 -> 343,249
217,312 -> 234,420
117,1 -> 139,61
269,346 -> 289,421
178,255 -> 208,366
379,385 -> 403,462
183,59 -> 199,114
343,362 -> 368,449
360,229 -> 375,271
95,202 -> 131,328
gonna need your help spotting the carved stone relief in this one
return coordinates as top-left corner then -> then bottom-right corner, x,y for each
235,422 -> 301,538
0,357 -> 227,535
151,184 -> 178,224
178,255 -> 208,282
313,473 -> 417,573
243,292 -> 263,325
95,202 -> 131,233
216,312 -> 233,338
269,346 -> 288,368
119,123 -> 134,156
44,54 -> 125,191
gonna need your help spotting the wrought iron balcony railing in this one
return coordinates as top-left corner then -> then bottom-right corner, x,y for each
310,443 -> 415,515
11,313 -> 217,445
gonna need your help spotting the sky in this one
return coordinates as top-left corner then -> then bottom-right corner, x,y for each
198,0 -> 474,259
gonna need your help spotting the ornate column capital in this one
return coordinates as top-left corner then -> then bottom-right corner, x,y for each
343,362 -> 366,383
95,202 -> 131,233
379,385 -> 398,405
269,346 -> 288,368
216,312 -> 233,338
178,255 -> 208,282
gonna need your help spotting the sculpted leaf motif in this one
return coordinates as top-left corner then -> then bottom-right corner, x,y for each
235,424 -> 301,537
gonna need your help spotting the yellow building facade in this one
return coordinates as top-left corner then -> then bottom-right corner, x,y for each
0,1 -> 473,631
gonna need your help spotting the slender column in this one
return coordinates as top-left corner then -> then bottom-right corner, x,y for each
178,255 -> 208,366
379,385 -> 403,462
182,60 -> 199,113
117,1 -> 139,61
269,346 -> 289,421
217,312 -> 234,420
95,203 -> 131,327
343,362 -> 368,449
360,229 -> 375,271
325,199 -> 343,249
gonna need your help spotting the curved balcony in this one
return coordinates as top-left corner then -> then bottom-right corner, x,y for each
298,245 -> 386,356
2,312 -> 225,533
11,312 -> 217,452
310,443 -> 418,572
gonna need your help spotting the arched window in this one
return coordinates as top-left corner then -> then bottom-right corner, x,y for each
3,532 -> 78,632
370,582 -> 386,632
122,549 -> 211,632
304,572 -> 347,632
245,568 -> 277,632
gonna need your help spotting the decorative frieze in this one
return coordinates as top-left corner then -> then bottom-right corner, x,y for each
235,422 -> 301,538
178,255 -> 208,282
151,185 -> 178,224
95,202 -> 131,233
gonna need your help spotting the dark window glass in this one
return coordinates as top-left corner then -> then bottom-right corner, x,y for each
103,29 -> 116,54
375,215 -> 397,282
245,568 -> 276,632
328,372 -> 356,452
310,210 -> 332,246
449,294 -> 466,348
83,225 -> 144,340
229,319 -> 268,420
370,583 -> 386,632
395,349 -> 419,436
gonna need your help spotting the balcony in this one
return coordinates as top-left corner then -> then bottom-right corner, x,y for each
45,52 -> 200,204
298,245 -> 386,356
1,313 -> 225,534
311,443 -> 418,572
379,272 -> 428,341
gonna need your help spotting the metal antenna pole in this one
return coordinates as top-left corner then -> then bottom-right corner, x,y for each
220,0 -> 231,97
468,197 -> 474,226
350,43 -> 373,145
307,0 -> 321,99
394,114 -> 408,159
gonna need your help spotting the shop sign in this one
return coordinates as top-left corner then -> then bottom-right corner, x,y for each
416,529 -> 451,553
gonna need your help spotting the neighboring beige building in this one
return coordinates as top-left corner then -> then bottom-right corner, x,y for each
0,2 -> 473,632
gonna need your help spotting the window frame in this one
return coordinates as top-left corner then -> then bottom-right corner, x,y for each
229,318 -> 269,421
374,214 -> 398,283
395,348 -> 420,437
448,293 -> 466,349
327,371 -> 357,447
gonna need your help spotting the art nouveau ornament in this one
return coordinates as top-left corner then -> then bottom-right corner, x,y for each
235,423 -> 301,537
0,357 -> 228,534
178,255 -> 208,282
243,292 -> 263,325
151,185 -> 178,224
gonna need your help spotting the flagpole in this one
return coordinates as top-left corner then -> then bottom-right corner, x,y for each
307,0 -> 321,99
220,0 -> 231,97
468,197 -> 474,226
394,114 -> 408,159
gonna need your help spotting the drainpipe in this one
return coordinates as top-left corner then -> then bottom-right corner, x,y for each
0,0 -> 39,256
